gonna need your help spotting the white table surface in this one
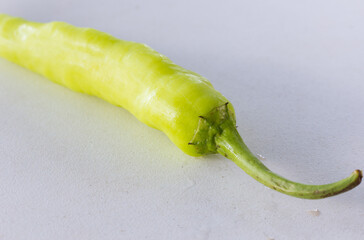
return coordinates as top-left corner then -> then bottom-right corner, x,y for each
1,1 -> 364,239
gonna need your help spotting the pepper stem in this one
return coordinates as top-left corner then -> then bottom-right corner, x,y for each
215,122 -> 362,199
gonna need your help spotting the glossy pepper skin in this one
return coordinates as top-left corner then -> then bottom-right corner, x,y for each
0,14 -> 361,199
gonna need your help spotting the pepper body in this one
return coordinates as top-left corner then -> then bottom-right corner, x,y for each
0,14 -> 233,156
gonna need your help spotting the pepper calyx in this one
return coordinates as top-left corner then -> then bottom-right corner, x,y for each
189,102 -> 236,155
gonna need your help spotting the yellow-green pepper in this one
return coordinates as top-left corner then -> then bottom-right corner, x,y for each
0,14 -> 361,199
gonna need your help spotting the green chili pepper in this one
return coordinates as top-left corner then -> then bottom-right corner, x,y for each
0,14 -> 361,199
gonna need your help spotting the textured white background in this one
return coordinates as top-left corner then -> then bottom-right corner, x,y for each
1,1 -> 364,239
